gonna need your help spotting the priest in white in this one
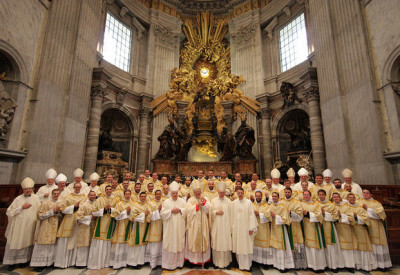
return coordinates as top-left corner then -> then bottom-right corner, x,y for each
160,182 -> 187,270
341,168 -> 362,198
67,168 -> 88,191
209,182 -> 232,269
30,189 -> 61,271
36,168 -> 58,202
54,179 -> 86,268
3,177 -> 41,270
322,169 -> 334,188
231,187 -> 257,271
294,168 -> 313,191
83,172 -> 101,196
271,168 -> 285,192
185,180 -> 211,267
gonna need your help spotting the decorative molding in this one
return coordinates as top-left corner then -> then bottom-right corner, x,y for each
259,108 -> 272,119
116,89 -> 127,105
263,16 -> 278,40
120,6 -> 129,18
231,23 -> 257,48
283,6 -> 291,17
153,24 -> 179,48
132,17 -> 146,40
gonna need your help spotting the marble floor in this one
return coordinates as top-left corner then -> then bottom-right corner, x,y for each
0,264 -> 398,275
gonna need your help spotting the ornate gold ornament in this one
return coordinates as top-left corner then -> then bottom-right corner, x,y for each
151,12 -> 259,156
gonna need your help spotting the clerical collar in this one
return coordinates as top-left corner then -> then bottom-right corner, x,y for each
304,200 -> 313,204
335,187 -> 343,190
51,198 -> 58,202
139,200 -> 146,204
198,177 -> 204,180
106,194 -> 113,198
348,202 -> 357,206
319,199 -> 328,203
73,192 -> 81,195
207,188 -> 215,192
285,197 -> 294,201
335,201 -> 345,206
365,198 -> 373,201
124,199 -> 130,202
272,201 -> 280,205
255,201 -> 262,205
24,195 -> 31,198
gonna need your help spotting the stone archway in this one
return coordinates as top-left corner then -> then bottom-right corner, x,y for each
97,108 -> 137,175
273,108 -> 312,180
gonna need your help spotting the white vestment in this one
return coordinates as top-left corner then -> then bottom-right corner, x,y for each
3,194 -> 40,265
36,184 -> 58,202
210,196 -> 233,268
160,197 -> 187,270
231,198 -> 257,270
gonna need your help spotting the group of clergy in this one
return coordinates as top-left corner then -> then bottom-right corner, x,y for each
3,166 -> 392,273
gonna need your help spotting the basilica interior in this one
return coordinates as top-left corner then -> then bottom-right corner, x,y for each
1,0 -> 400,269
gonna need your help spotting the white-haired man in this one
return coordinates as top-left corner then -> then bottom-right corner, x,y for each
67,168 -> 88,191
3,178 -> 41,271
160,182 -> 187,270
36,168 -> 58,201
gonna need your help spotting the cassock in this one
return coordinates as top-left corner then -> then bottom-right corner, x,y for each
281,196 -> 307,269
87,195 -> 119,269
127,200 -> 152,267
145,199 -> 163,269
266,201 -> 295,271
54,192 -> 86,268
347,201 -> 377,271
160,184 -> 187,270
74,198 -> 96,267
3,178 -> 41,265
185,196 -> 211,265
209,195 -> 232,268
317,199 -> 344,270
110,199 -> 135,269
360,198 -> 392,269
252,201 -> 273,266
31,198 -> 60,267
231,197 -> 257,270
334,201 -> 356,269
301,200 -> 327,271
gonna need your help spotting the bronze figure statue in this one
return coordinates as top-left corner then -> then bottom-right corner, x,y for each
217,127 -> 235,161
234,117 -> 256,159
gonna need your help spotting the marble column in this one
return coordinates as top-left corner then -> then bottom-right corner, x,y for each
222,101 -> 234,134
83,83 -> 106,175
257,94 -> 273,178
137,102 -> 152,174
306,87 -> 326,174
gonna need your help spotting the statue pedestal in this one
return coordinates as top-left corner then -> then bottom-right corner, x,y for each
152,158 -> 257,177
152,159 -> 176,175
177,161 -> 233,176
233,159 -> 257,174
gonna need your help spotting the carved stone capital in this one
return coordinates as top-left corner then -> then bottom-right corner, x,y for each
154,24 -> 179,48
305,87 -> 320,101
139,107 -> 152,119
259,108 -> 271,119
231,23 -> 257,48
91,83 -> 106,100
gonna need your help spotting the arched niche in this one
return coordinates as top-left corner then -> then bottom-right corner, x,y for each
272,107 -> 311,179
98,107 -> 137,173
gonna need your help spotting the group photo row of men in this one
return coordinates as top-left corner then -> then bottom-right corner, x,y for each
3,166 -> 392,273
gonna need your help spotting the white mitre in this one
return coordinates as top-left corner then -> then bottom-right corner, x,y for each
56,173 -> 67,183
271,168 -> 281,179
169,181 -> 180,192
323,169 -> 333,178
89,172 -> 100,181
73,168 -> 84,178
286,168 -> 295,178
191,180 -> 202,190
298,168 -> 309,176
217,181 -> 227,192
21,177 -> 35,189
45,168 -> 57,180
342,168 -> 353,178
